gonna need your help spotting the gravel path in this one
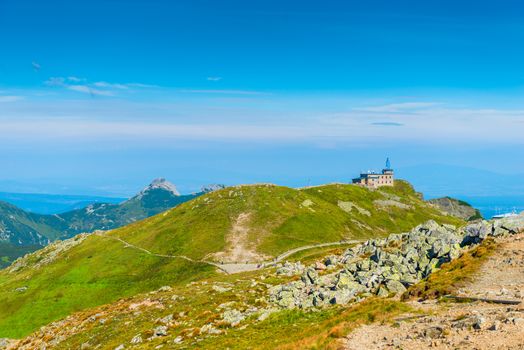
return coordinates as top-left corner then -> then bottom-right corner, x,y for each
344,233 -> 524,350
95,231 -> 359,274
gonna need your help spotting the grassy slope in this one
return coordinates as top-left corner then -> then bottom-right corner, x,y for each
112,181 -> 462,259
0,181 -> 462,338
47,265 -> 411,350
0,235 -> 214,338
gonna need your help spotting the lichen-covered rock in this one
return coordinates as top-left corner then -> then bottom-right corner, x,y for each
221,309 -> 245,326
269,214 -> 524,310
385,280 -> 407,294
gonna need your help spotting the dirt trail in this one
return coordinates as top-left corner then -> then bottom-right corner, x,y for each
212,212 -> 271,264
94,232 -> 230,273
95,229 -> 359,275
345,233 -> 524,350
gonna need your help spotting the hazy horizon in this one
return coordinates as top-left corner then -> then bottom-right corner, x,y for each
1,0 -> 523,197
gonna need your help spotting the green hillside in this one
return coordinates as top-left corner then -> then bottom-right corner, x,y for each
0,181 -> 463,338
0,179 -> 201,264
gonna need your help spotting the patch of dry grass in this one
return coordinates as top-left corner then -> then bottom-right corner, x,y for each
402,238 -> 498,301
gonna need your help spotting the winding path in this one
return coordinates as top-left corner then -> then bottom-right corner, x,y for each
94,232 -> 360,274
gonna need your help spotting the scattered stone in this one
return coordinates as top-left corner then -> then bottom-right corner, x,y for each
157,314 -> 173,325
269,215 -> 524,311
221,309 -> 245,326
153,325 -> 168,337
315,261 -> 327,270
212,285 -> 232,293
488,321 -> 500,331
423,326 -> 444,339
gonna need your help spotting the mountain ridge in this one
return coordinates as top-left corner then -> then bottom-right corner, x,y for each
0,179 -> 203,267
0,180 -> 464,338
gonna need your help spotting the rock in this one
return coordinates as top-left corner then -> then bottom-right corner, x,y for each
488,321 -> 500,331
276,261 -> 304,276
130,334 -> 142,344
201,323 -> 222,335
115,345 -> 124,350
376,285 -> 390,297
473,316 -> 486,330
335,272 -> 355,289
512,317 -> 524,325
157,286 -> 172,292
324,256 -> 338,266
173,336 -> 183,344
14,286 -> 28,293
315,261 -> 327,270
453,315 -> 485,330
222,309 -> 245,326
157,314 -> 173,325
212,285 -> 231,293
385,280 -> 406,294
153,325 -> 168,336
424,326 -> 444,339
301,268 -> 318,285
330,289 -> 355,305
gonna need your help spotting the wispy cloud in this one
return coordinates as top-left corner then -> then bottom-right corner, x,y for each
178,89 -> 269,96
44,77 -> 156,96
371,122 -> 404,126
67,76 -> 84,83
207,77 -> 223,82
355,102 -> 440,113
32,61 -> 41,71
0,95 -> 24,102
67,85 -> 114,96
92,81 -> 157,89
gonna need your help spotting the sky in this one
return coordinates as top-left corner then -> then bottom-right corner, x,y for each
0,0 -> 523,197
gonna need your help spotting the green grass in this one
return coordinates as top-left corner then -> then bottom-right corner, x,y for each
0,180 -> 463,339
0,235 -> 214,338
402,238 -> 498,301
201,298 -> 412,350
52,277 -> 411,350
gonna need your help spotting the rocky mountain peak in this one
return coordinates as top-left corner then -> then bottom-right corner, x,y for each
138,178 -> 180,197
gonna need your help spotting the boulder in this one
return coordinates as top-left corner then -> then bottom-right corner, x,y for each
153,325 -> 168,336
221,309 -> 245,326
301,268 -> 318,285
385,280 -> 406,294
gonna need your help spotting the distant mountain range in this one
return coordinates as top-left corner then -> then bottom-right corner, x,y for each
0,179 -> 218,267
0,192 -> 125,215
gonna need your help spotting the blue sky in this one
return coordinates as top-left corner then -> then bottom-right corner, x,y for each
0,0 -> 523,196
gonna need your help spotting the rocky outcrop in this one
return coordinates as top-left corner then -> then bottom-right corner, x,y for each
270,214 -> 524,310
6,233 -> 89,273
428,197 -> 482,221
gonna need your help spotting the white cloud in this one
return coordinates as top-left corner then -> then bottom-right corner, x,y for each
207,77 -> 223,81
67,76 -> 84,83
178,89 -> 269,96
45,77 -> 66,87
0,96 -> 24,102
66,85 -> 114,96
44,77 -> 155,96
354,102 -> 440,113
92,81 -> 129,89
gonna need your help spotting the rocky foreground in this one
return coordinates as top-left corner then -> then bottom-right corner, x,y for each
3,214 -> 524,349
270,214 -> 524,310
345,231 -> 524,349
